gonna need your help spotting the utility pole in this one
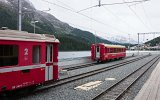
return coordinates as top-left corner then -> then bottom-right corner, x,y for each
18,0 -> 22,31
128,34 -> 131,52
95,31 -> 97,44
34,21 -> 38,34
98,0 -> 101,7
138,33 -> 139,55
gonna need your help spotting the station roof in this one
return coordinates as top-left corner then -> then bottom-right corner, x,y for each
0,29 -> 59,43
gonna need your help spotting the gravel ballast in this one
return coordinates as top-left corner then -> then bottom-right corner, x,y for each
59,55 -> 143,79
20,55 -> 158,100
120,56 -> 160,100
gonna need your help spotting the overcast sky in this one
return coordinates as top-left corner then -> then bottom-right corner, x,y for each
30,0 -> 160,43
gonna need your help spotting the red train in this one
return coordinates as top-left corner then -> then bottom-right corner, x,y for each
91,43 -> 126,62
0,29 -> 59,92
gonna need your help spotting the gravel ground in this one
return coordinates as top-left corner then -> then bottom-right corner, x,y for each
120,56 -> 160,100
19,55 -> 158,100
59,55 -> 147,79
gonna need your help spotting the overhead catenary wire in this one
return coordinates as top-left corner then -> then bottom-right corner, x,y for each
55,0 -> 127,37
41,0 -> 129,34
77,0 -> 150,13
102,6 -> 136,32
40,0 -> 138,43
54,0 -> 152,36
57,19 -> 118,41
41,0 -> 116,40
38,0 -> 115,39
128,2 -> 143,6
141,3 -> 154,31
98,0 -> 142,33
55,0 -> 75,11
123,0 -> 151,31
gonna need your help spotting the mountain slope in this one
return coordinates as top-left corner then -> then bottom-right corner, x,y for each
145,36 -> 160,46
0,0 -> 112,51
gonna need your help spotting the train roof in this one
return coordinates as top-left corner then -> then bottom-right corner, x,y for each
104,44 -> 126,48
0,29 -> 59,43
94,43 -> 126,48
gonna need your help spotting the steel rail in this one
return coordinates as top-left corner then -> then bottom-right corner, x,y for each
61,55 -> 136,71
62,62 -> 97,71
4,55 -> 150,99
92,55 -> 160,100
37,55 -> 150,91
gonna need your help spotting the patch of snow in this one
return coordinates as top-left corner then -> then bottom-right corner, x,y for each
23,7 -> 28,10
108,36 -> 138,44
74,81 -> 102,91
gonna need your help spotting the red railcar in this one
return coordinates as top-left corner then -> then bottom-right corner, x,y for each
0,29 -> 59,92
91,43 -> 126,62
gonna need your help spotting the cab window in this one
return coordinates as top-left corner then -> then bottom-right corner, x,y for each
0,45 -> 18,67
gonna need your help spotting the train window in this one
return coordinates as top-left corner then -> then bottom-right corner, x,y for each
32,46 -> 41,64
0,45 -> 18,67
105,48 -> 107,53
108,48 -> 110,53
97,46 -> 99,52
46,44 -> 53,62
114,48 -> 117,53
50,45 -> 53,62
110,48 -> 113,53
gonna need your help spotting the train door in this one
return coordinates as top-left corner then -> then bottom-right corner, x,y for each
45,44 -> 53,81
96,46 -> 100,59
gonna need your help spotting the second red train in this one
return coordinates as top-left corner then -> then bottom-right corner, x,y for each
91,43 -> 126,62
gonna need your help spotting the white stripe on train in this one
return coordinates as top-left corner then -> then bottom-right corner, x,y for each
0,62 -> 58,73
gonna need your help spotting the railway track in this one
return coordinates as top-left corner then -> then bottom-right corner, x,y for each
61,55 -> 136,71
92,55 -> 160,100
37,54 -> 150,91
62,62 -> 97,71
3,54 -> 150,99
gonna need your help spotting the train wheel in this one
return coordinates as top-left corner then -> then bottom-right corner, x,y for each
0,93 -> 8,100
27,85 -> 37,93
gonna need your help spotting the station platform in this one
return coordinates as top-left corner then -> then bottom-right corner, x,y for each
134,61 -> 160,100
